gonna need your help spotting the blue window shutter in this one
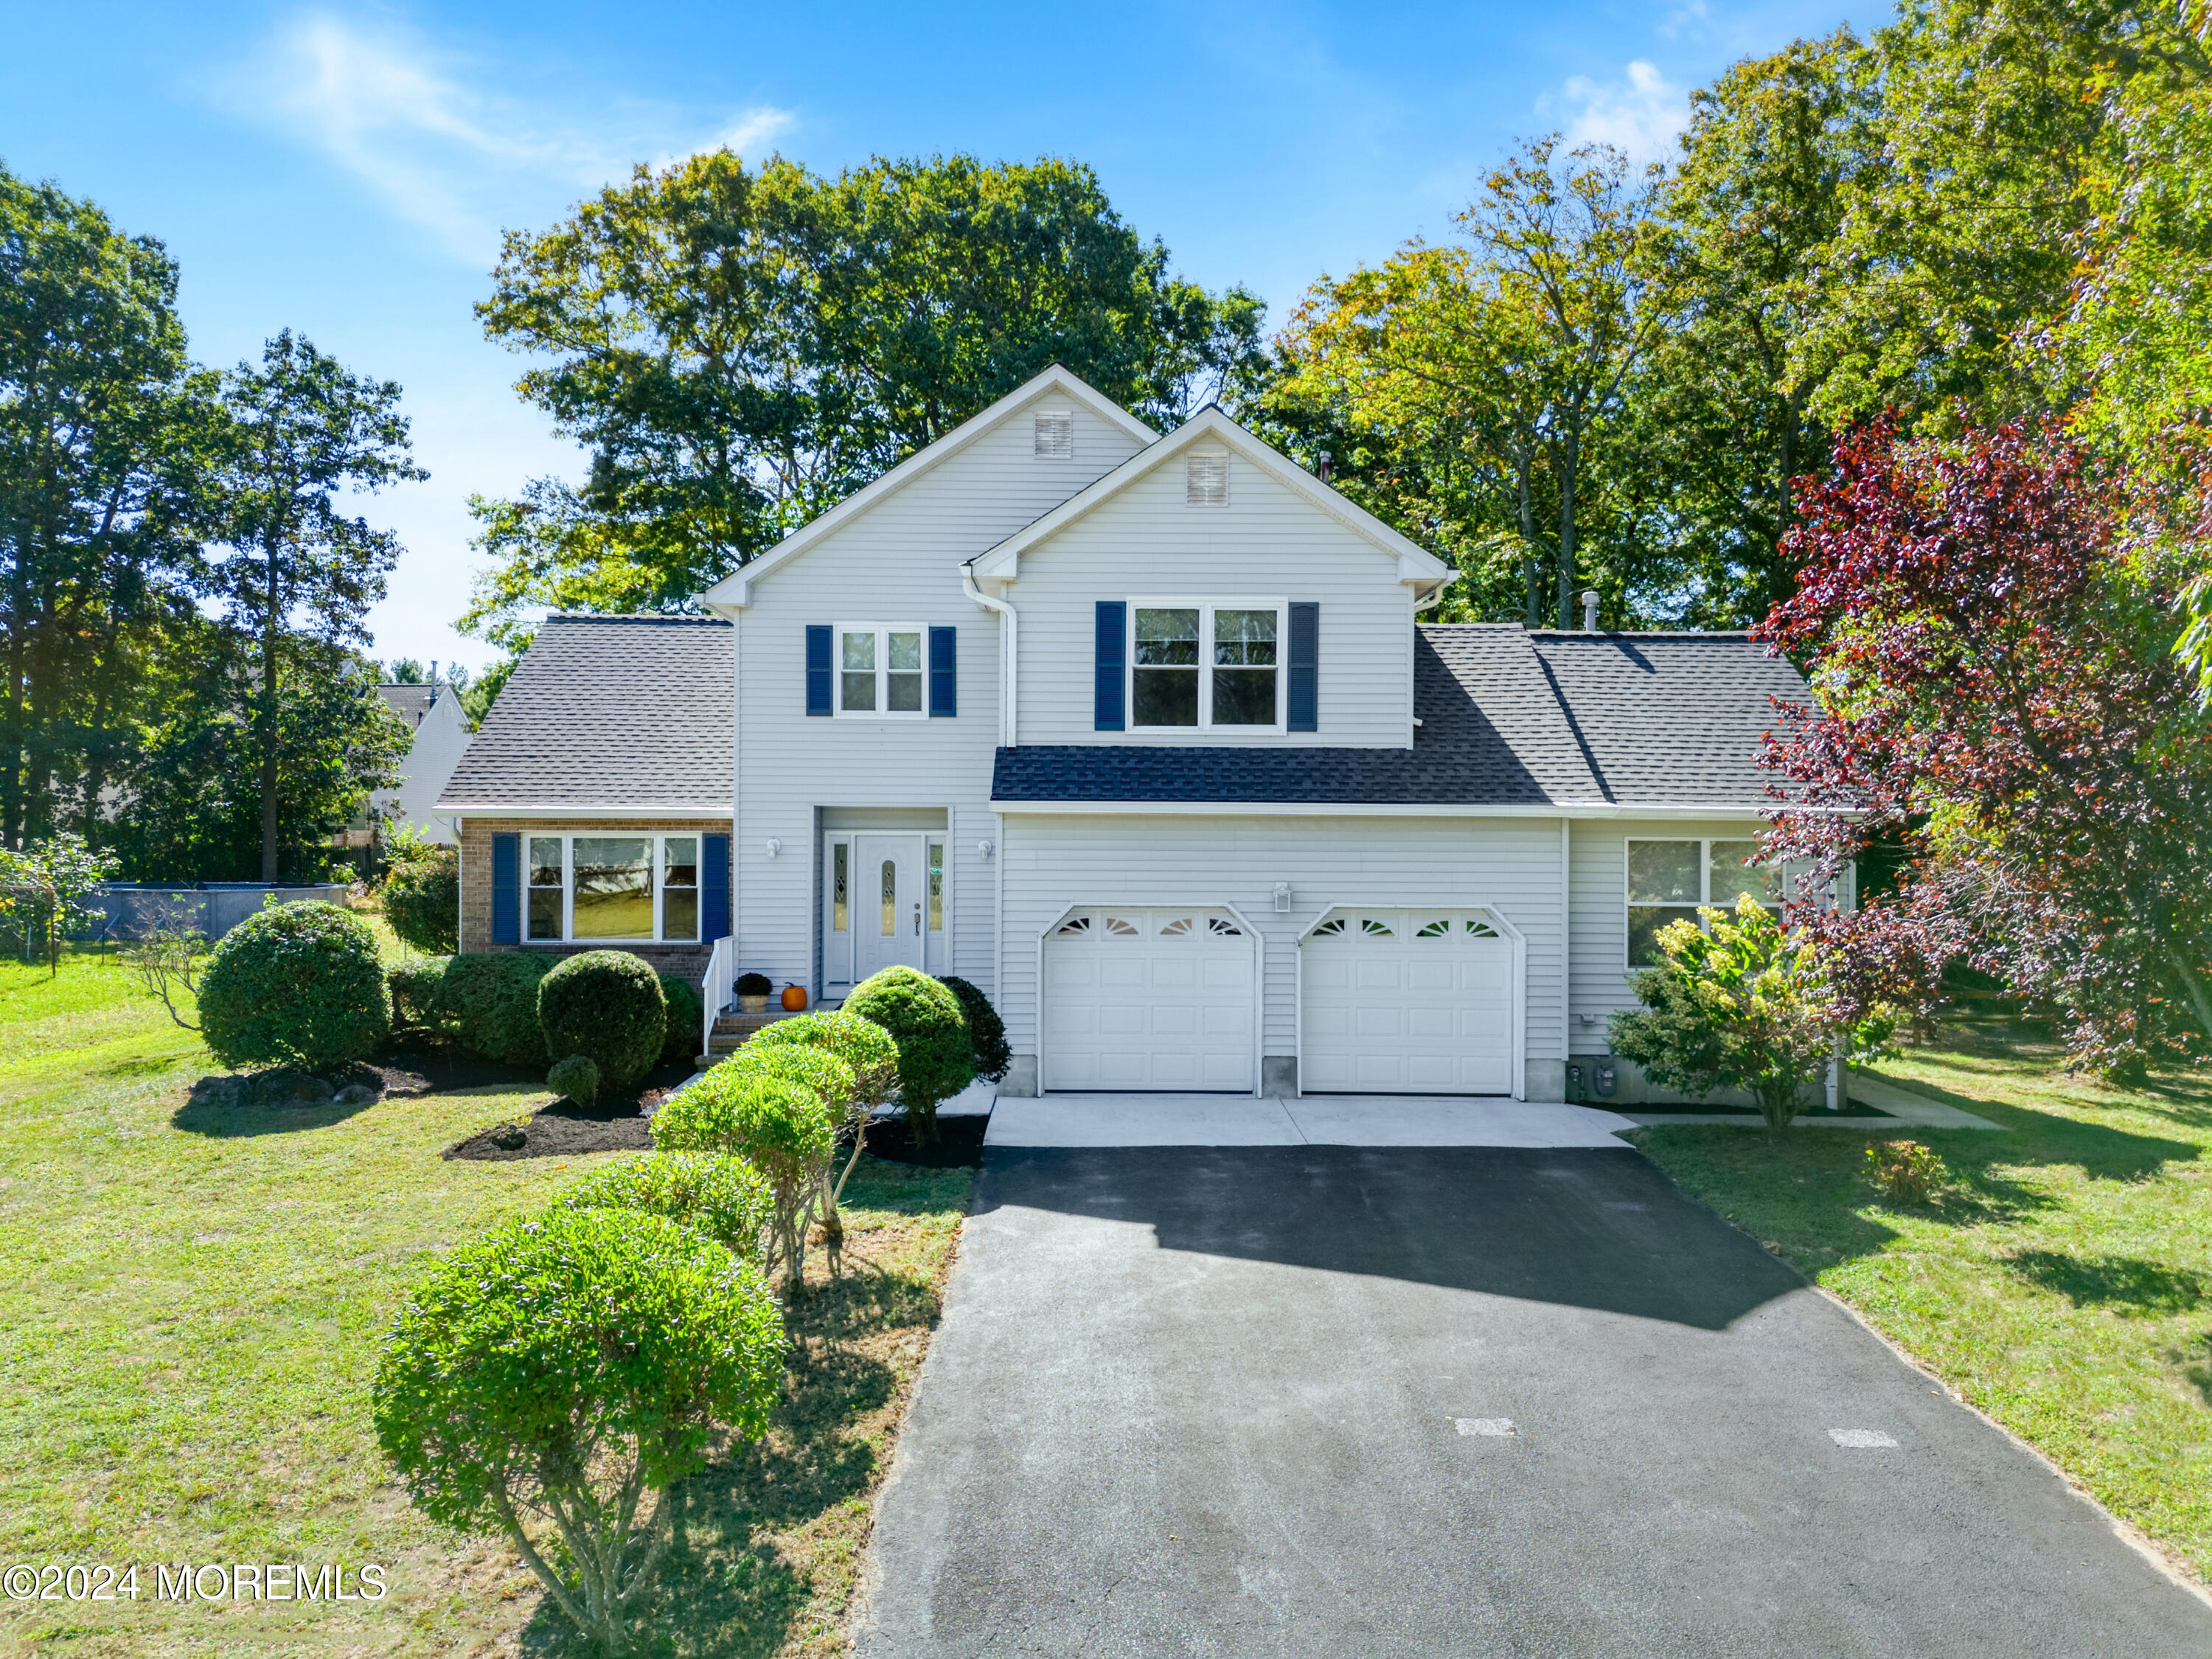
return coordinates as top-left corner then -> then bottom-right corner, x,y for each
929,625 -> 957,717
490,832 -> 520,944
805,625 -> 832,715
1288,602 -> 1319,732
1094,601 -> 1126,731
702,833 -> 731,942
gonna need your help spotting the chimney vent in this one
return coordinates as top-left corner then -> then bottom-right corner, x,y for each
1318,450 -> 1332,484
1581,591 -> 1600,632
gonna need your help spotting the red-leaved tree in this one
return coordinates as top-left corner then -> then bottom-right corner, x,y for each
1757,417 -> 2212,1076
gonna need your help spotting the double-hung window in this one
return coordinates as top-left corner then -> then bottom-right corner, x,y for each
524,833 -> 701,943
1130,600 -> 1284,730
1625,837 -> 1798,967
837,625 -> 925,716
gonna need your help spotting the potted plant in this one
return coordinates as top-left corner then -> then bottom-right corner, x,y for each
736,972 -> 773,1015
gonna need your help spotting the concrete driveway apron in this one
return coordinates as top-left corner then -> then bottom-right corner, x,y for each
854,1142 -> 2212,1658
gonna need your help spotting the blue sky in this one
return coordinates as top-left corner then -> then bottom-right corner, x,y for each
2,0 -> 1865,675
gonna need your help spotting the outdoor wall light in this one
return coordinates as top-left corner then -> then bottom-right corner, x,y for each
978,839 -> 996,860
1272,882 -> 1293,912
765,838 -> 781,858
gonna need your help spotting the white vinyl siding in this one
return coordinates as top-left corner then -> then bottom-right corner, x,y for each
997,812 -> 1566,1068
1009,451 -> 1416,748
733,398 -> 1144,1000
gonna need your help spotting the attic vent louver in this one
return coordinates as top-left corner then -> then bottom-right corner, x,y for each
1034,410 -> 1074,458
1186,451 -> 1228,506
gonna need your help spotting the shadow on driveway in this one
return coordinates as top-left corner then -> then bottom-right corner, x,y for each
975,1144 -> 1801,1329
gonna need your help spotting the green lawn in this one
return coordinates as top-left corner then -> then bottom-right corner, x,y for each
0,947 -> 971,1658
1632,1021 -> 2212,1584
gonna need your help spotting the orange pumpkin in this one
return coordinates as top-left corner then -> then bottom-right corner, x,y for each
780,982 -> 809,1013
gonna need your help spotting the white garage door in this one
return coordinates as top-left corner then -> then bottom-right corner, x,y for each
1043,908 -> 1256,1091
1301,908 -> 1515,1094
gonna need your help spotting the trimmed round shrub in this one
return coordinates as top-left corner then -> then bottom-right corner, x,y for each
750,1010 -> 900,1118
387,956 -> 453,1037
735,971 -> 772,998
657,973 -> 703,1070
380,846 -> 459,954
538,951 -> 666,1097
199,901 -> 391,1075
440,953 -> 556,1068
548,1053 -> 599,1109
938,975 -> 1012,1084
653,1064 -> 835,1289
844,966 -> 975,1144
717,1043 -> 855,1126
373,1206 -> 784,1653
554,1151 -> 775,1266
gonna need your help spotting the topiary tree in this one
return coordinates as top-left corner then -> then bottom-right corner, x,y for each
657,973 -> 703,1071
539,950 -> 666,1099
198,900 -> 391,1077
844,967 -> 974,1147
441,953 -> 555,1068
373,1206 -> 784,1656
548,1054 -> 599,1109
749,1011 -> 899,1260
651,1062 -> 836,1292
554,1152 -> 776,1267
938,975 -> 1011,1083
378,826 -> 459,954
1607,897 -> 1893,1130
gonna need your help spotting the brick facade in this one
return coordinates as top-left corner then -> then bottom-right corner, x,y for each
456,817 -> 731,978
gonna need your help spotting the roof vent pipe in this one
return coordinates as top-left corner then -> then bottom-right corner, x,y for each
1318,451 -> 1332,484
1581,590 -> 1600,633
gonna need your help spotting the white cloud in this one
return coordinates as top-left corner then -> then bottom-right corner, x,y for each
1552,60 -> 1691,167
1659,0 -> 1710,40
211,12 -> 795,263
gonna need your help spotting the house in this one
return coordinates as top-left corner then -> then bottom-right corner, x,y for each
372,676 -> 473,845
439,364 -> 1827,1104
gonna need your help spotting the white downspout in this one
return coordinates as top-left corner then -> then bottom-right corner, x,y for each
962,562 -> 1018,748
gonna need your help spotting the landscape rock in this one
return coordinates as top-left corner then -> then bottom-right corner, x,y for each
333,1083 -> 380,1105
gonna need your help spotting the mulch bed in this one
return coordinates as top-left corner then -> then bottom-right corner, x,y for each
850,1112 -> 987,1169
444,1092 -> 665,1162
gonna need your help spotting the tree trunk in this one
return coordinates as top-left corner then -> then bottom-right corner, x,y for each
259,529 -> 282,883
1556,422 -> 1580,630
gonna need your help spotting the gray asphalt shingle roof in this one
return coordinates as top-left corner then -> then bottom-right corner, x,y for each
990,625 -> 1804,809
437,614 -> 734,810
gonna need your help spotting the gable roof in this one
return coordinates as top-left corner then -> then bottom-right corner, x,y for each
697,364 -> 1156,612
965,404 -> 1455,590
990,626 -> 1806,813
437,614 -> 733,815
378,683 -> 440,726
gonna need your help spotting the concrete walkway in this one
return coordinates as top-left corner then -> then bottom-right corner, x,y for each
985,1093 -> 1639,1150
1625,1071 -> 2005,1130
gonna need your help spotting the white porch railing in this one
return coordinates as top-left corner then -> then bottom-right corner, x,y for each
700,933 -> 736,1064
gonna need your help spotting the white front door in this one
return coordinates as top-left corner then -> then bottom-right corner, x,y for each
853,835 -> 926,981
1301,908 -> 1516,1093
1043,907 -> 1256,1091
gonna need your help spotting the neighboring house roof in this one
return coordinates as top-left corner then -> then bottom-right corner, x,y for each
437,614 -> 734,814
990,626 -> 1807,813
378,683 -> 443,728
697,364 -> 1158,611
965,405 -> 1454,591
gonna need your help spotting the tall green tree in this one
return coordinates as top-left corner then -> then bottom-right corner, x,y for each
199,331 -> 422,880
0,164 -> 207,849
465,149 -> 1265,645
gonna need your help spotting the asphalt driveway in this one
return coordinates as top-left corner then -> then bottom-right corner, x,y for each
855,1144 -> 2212,1658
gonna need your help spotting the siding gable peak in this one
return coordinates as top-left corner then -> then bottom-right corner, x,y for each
698,364 -> 1156,611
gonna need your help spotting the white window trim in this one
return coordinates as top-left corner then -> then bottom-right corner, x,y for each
524,832 -> 704,945
1126,597 -> 1287,734
1622,835 -> 1811,971
833,622 -> 930,719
